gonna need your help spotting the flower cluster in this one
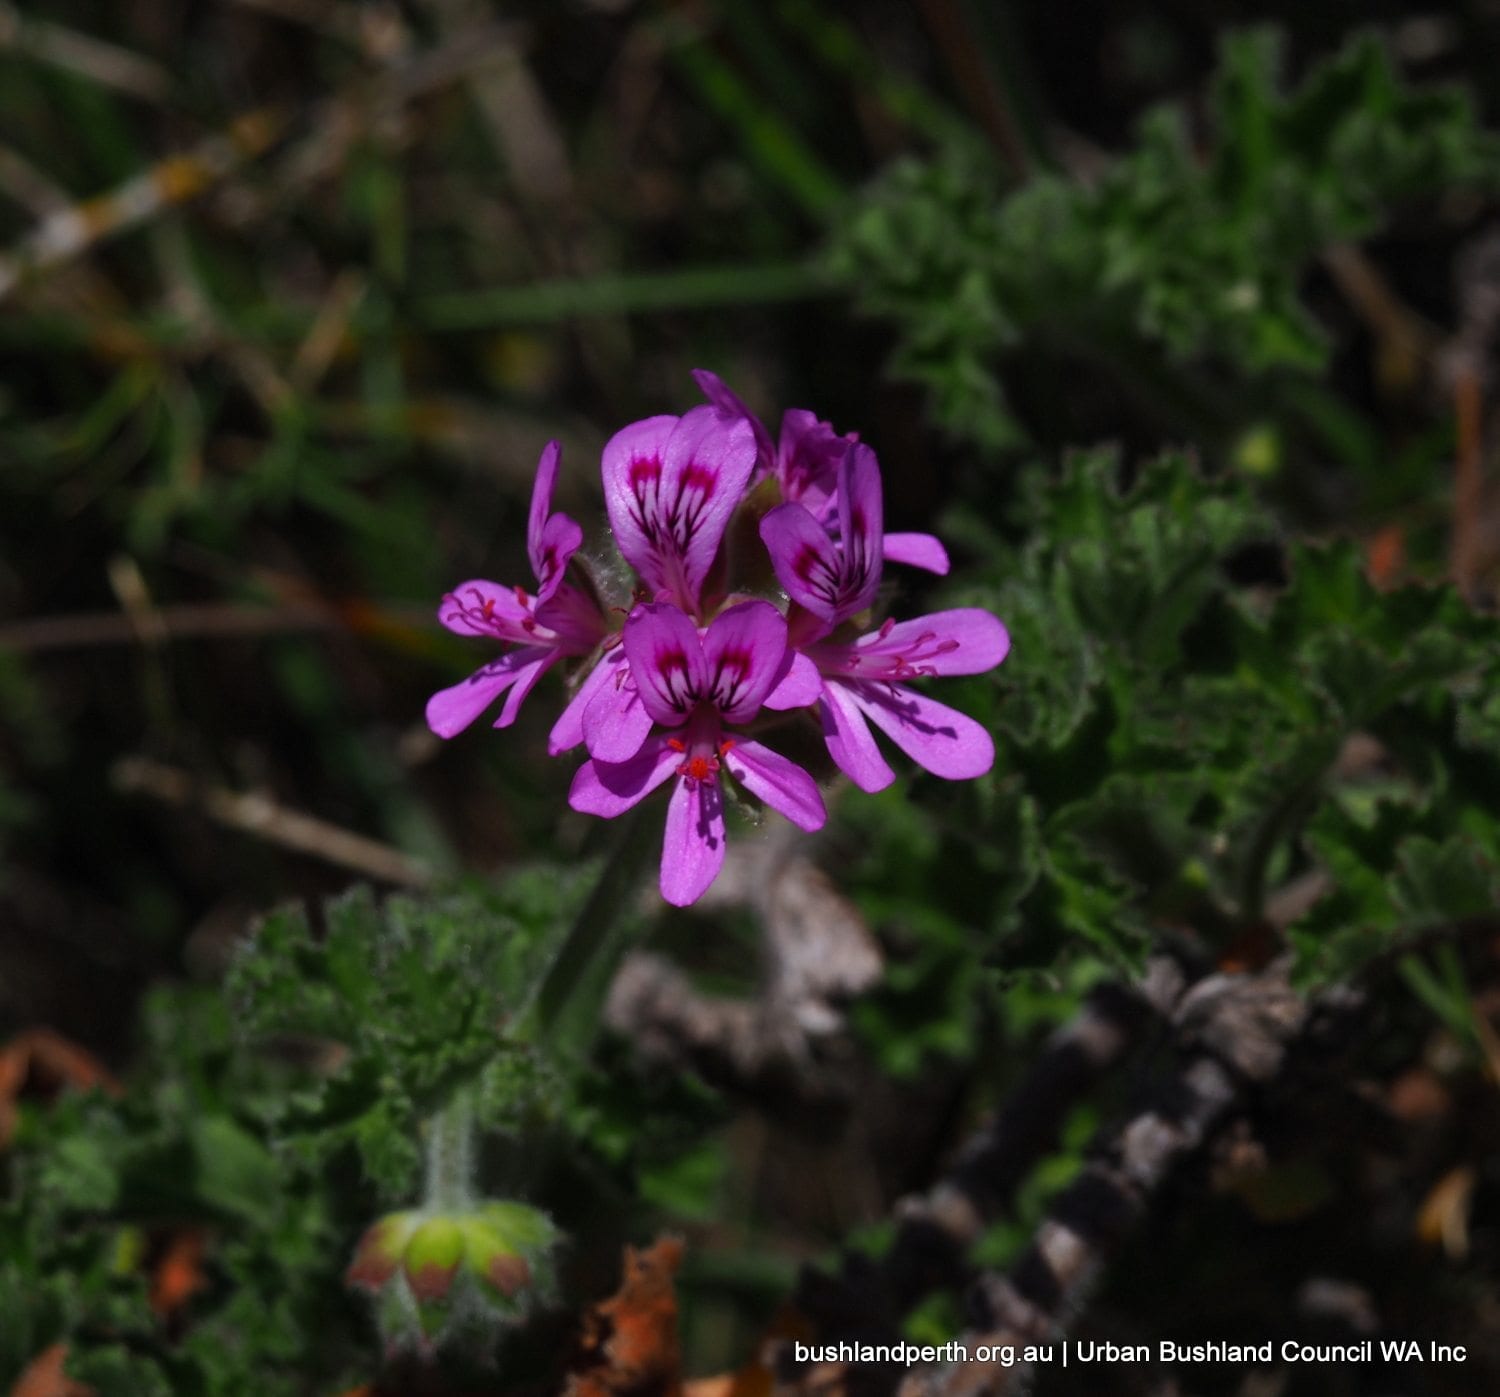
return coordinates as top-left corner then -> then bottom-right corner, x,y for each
427,372 -> 1010,906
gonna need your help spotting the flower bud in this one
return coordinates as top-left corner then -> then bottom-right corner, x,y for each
345,1200 -> 559,1350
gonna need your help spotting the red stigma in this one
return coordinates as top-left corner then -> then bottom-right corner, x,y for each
674,747 -> 722,784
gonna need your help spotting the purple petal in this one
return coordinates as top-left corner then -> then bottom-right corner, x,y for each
437,580 -> 531,640
833,442 -> 883,618
883,531 -> 950,575
692,368 -> 775,472
846,681 -> 995,781
721,738 -> 826,832
426,648 -> 551,739
549,647 -> 621,755
850,609 -> 1011,677
583,665 -> 655,761
534,580 -> 606,653
760,503 -> 843,620
621,602 -> 707,726
601,414 -> 679,593
818,681 -> 895,792
491,651 -> 556,728
530,513 -> 584,605
655,406 -> 757,611
776,409 -> 847,519
527,441 -> 561,555
700,600 -> 790,725
569,736 -> 680,819
526,441 -> 583,602
660,773 -> 727,906
763,649 -> 822,711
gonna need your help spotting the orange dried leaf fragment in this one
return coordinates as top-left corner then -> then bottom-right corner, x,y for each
1364,523 -> 1406,589
150,1228 -> 210,1318
8,1344 -> 95,1397
1417,1165 -> 1477,1260
0,1028 -> 119,1148
567,1237 -> 686,1397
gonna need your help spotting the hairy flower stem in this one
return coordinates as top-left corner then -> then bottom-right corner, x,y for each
414,814 -> 653,1209
423,1084 -> 476,1213
525,807 -> 655,1052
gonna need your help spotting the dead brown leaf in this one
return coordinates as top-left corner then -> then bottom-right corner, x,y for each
8,1345 -> 95,1397
1364,523 -> 1407,590
0,1029 -> 119,1148
150,1227 -> 210,1318
566,1237 -> 685,1397
1417,1165 -> 1477,1259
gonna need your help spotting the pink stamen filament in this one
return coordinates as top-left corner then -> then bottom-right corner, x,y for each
834,627 -> 963,680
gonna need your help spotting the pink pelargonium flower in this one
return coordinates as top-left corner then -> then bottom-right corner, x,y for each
569,600 -> 825,907
693,367 -> 948,575
760,448 -> 1009,792
427,441 -> 607,738
602,404 -> 757,619
790,611 -> 1009,792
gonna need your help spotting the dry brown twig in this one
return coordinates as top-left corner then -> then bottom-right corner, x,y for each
0,107 -> 290,303
915,0 -> 1030,179
0,21 -> 521,304
0,602 -> 338,653
111,755 -> 432,888
0,4 -> 171,102
0,142 -> 70,217
1441,227 -> 1500,597
1322,243 -> 1443,390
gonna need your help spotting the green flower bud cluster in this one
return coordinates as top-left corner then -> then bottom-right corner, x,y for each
345,1200 -> 559,1350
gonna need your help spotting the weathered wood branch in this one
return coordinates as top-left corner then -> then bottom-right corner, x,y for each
604,828 -> 883,1099
781,955 -> 1195,1389
893,962 -> 1350,1397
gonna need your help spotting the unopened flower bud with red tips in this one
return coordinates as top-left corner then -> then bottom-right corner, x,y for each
345,1199 -> 560,1351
